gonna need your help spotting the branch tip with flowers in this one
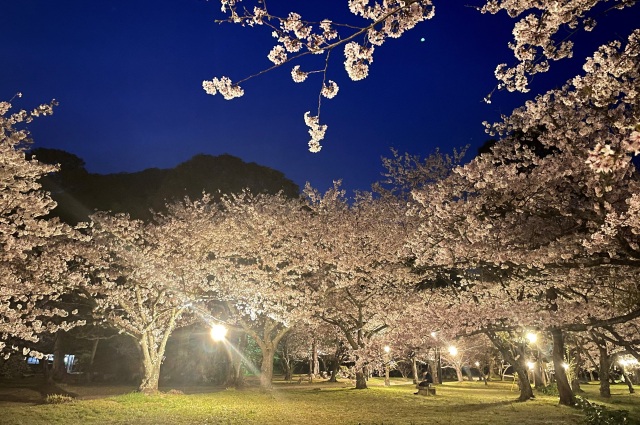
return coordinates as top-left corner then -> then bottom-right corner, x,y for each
205,0 -> 436,152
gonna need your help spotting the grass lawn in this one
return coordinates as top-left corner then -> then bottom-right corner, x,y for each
0,377 -> 637,425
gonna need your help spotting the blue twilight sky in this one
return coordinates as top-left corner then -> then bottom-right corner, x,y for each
2,1 -> 638,194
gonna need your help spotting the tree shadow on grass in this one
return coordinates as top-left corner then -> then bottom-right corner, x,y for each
0,376 -> 78,404
436,399 -> 519,413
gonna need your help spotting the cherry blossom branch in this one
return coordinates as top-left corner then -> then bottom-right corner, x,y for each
205,0 -> 435,151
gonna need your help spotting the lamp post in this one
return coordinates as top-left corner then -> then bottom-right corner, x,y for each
384,346 -> 391,387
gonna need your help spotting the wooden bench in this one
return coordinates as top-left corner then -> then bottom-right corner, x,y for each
416,384 -> 436,396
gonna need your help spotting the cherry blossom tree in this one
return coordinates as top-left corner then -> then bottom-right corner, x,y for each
81,202 -> 218,393
199,191 -> 319,389
302,183 -> 422,389
0,97 -> 82,358
405,37 -> 640,397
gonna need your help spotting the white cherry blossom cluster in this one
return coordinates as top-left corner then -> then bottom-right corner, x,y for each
480,0 -> 637,93
321,80 -> 340,98
202,76 -> 244,100
344,42 -> 375,81
267,44 -> 287,65
320,19 -> 338,41
304,112 -> 327,152
623,130 -> 640,154
291,65 -> 308,82
585,142 -> 621,174
486,30 -> 640,180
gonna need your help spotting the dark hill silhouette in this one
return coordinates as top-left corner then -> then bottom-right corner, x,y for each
29,149 -> 300,223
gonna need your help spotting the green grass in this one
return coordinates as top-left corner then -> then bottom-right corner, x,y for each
0,378 -> 637,425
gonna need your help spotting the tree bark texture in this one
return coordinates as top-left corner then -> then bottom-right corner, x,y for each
355,366 -> 368,389
598,345 -> 611,398
486,331 -> 534,401
551,329 -> 576,406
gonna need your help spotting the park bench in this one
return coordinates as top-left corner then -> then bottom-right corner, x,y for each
416,384 -> 436,396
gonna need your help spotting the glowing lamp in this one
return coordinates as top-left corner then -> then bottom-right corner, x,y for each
527,361 -> 535,370
384,345 -> 391,354
210,324 -> 228,342
448,346 -> 458,356
526,332 -> 537,344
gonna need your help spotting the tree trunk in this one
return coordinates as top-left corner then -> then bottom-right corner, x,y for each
551,329 -> 576,406
512,358 -> 535,401
226,333 -> 247,388
51,331 -> 66,382
572,378 -> 584,393
138,330 -> 166,394
329,356 -> 339,382
319,356 -> 327,375
533,361 -> 544,389
571,347 -> 584,393
328,364 -> 338,382
621,369 -> 635,394
598,345 -> 611,398
455,366 -> 464,382
355,366 -> 368,389
411,356 -> 419,384
85,338 -> 100,383
260,344 -> 276,389
139,355 -> 162,394
312,340 -> 319,376
137,309 -> 180,394
486,331 -> 534,401
489,357 -> 497,380
282,357 -> 292,382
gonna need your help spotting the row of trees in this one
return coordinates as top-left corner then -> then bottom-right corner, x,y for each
2,91 -> 639,404
1,0 -> 639,408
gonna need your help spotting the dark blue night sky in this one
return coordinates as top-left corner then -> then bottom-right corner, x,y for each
2,1 -> 638,194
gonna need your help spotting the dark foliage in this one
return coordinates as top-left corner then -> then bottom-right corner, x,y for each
29,149 -> 300,223
575,395 -> 633,425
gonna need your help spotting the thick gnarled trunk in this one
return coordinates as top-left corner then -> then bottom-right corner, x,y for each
137,308 -> 181,394
139,352 -> 162,394
355,366 -> 368,389
598,346 -> 612,398
486,331 -> 534,401
551,329 -> 576,406
260,344 -> 276,388
240,315 -> 290,389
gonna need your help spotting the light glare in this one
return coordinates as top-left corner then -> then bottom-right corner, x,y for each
210,324 -> 228,342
